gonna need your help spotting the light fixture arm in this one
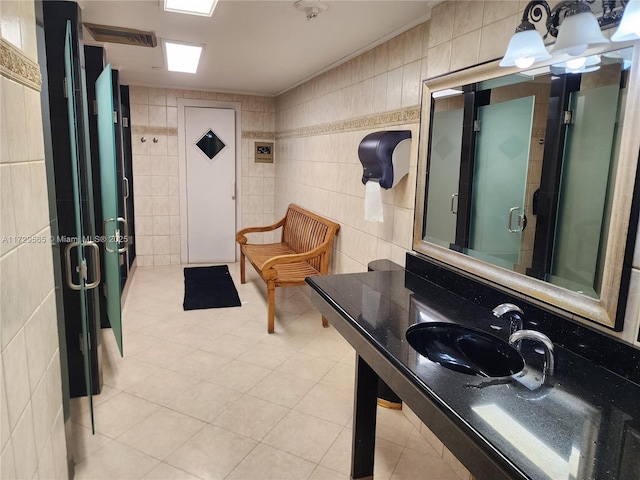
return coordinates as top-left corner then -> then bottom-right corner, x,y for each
520,0 -> 628,39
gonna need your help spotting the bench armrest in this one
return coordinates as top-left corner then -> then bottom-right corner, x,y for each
261,240 -> 333,278
236,216 -> 286,245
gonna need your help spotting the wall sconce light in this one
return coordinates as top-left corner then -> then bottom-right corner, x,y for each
500,0 -> 639,69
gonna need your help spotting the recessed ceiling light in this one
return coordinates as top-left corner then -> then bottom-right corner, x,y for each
164,41 -> 203,74
164,0 -> 218,17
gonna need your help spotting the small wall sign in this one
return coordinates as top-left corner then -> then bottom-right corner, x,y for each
255,142 -> 274,163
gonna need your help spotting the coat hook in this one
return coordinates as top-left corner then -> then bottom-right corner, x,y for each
141,137 -> 147,143
153,137 -> 159,143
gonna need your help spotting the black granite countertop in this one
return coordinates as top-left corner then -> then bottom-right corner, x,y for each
307,266 -> 640,480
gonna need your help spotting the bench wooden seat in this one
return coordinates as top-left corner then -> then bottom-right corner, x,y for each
236,204 -> 340,333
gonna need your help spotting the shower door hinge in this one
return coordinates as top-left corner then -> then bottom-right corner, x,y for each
563,110 -> 573,125
103,283 -> 108,298
122,116 -> 129,128
93,100 -> 98,116
79,334 -> 91,354
113,111 -> 118,124
63,78 -> 68,98
473,120 -> 481,132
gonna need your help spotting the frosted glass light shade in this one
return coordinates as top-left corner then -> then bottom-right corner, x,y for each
551,11 -> 610,57
612,0 -> 640,42
500,29 -> 552,68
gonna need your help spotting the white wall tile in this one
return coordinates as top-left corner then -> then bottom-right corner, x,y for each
3,329 -> 31,431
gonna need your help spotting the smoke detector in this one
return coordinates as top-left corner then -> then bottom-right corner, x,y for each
294,0 -> 329,21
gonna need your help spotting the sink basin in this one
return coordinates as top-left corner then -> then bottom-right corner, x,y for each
406,322 -> 524,377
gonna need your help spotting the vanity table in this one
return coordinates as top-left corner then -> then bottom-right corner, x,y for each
307,254 -> 640,480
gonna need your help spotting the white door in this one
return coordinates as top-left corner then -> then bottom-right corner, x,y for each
185,107 -> 236,263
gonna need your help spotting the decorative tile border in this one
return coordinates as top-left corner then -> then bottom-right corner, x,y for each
276,106 -> 421,139
132,126 -> 179,136
242,131 -> 275,140
0,38 -> 41,91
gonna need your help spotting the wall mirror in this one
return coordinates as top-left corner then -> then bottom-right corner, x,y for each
414,42 -> 640,330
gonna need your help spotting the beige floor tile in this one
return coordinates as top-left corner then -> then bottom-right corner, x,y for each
75,392 -> 160,439
166,380 -> 242,422
262,410 -> 342,463
319,361 -> 356,392
277,351 -> 336,382
126,368 -> 199,406
200,333 -> 259,359
248,371 -> 316,408
166,348 -> 232,381
101,356 -> 161,392
142,462 -> 200,479
241,341 -> 297,370
211,394 -> 289,441
295,382 -> 353,426
132,339 -> 195,368
390,448 -> 460,480
376,406 -> 419,447
73,440 -> 159,480
226,443 -> 316,480
70,422 -> 110,463
207,359 -> 272,393
170,324 -> 226,349
318,426 -> 351,474
118,407 -> 206,460
309,465 -> 350,480
165,424 -> 256,479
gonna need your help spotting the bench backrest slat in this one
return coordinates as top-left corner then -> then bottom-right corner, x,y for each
282,205 -> 340,273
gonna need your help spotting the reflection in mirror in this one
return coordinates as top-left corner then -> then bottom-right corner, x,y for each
415,44 -> 640,329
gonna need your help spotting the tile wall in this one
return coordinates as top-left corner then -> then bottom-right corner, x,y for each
128,87 -> 276,266
0,2 -> 68,479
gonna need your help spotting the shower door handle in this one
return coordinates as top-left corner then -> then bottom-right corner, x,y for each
508,207 -> 525,233
104,217 -> 129,253
450,193 -> 458,214
64,241 -> 101,290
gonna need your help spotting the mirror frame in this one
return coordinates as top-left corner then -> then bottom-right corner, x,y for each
413,41 -> 640,330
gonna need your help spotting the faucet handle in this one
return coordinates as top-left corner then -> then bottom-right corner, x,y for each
492,303 -> 524,318
492,303 -> 524,334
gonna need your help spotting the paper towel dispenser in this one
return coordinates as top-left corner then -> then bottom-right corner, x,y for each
358,130 -> 411,189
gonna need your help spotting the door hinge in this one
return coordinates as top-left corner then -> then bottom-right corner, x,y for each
122,116 -> 129,128
93,100 -> 98,116
79,334 -> 91,353
473,120 -> 481,132
563,110 -> 573,125
103,283 -> 108,298
63,78 -> 68,98
113,111 -> 118,124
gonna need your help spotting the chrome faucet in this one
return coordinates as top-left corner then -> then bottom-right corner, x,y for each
509,330 -> 555,385
492,303 -> 524,334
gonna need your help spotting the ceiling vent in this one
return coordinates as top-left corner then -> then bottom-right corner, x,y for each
84,23 -> 157,48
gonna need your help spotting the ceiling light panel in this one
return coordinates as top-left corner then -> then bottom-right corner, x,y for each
164,0 -> 218,17
164,41 -> 203,73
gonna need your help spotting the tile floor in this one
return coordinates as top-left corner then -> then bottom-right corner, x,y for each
69,263 -> 463,479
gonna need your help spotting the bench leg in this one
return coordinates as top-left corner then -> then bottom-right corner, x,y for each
240,251 -> 246,284
322,316 -> 329,328
267,281 -> 276,334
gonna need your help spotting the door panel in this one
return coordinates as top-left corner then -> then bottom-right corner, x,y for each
96,64 -> 124,356
64,20 -> 95,431
185,107 -> 236,263
424,108 -> 464,248
468,96 -> 535,269
549,84 -> 620,295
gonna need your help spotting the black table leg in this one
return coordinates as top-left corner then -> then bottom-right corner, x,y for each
352,355 -> 378,480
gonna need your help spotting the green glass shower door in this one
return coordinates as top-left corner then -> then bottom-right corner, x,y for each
96,64 -> 124,356
424,108 -> 463,248
468,96 -> 534,269
63,21 -> 99,431
549,84 -> 621,296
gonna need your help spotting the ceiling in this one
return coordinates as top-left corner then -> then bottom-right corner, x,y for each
79,0 -> 438,96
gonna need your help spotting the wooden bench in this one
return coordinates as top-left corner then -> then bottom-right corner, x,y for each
236,204 -> 340,333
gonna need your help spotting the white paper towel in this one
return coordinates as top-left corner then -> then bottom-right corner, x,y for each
365,179 -> 384,222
